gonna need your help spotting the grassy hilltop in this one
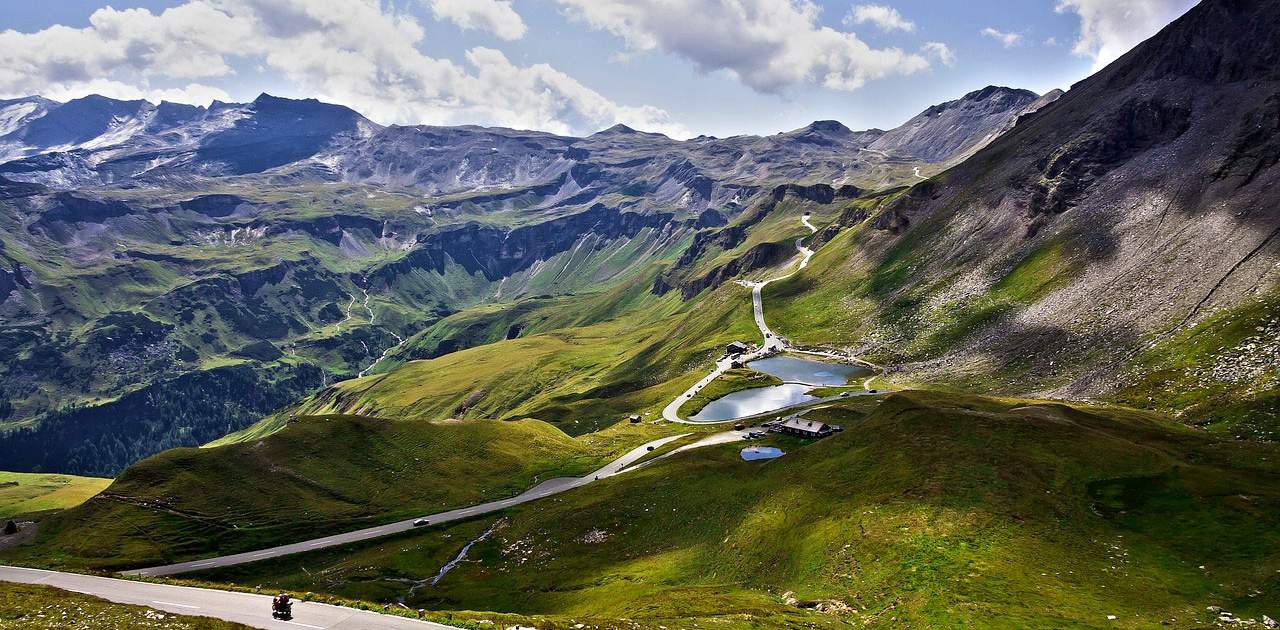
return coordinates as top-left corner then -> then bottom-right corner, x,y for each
0,471 -> 110,519
4,414 -> 685,571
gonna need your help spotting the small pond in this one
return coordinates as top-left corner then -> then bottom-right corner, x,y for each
689,383 -> 817,422
687,355 -> 871,423
748,355 -> 869,385
741,446 -> 785,461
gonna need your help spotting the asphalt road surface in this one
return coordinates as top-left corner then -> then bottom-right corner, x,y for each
0,565 -> 461,629
124,433 -> 689,578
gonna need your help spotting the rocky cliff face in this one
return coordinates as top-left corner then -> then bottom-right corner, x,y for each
867,86 -> 1055,163
657,183 -> 863,297
368,204 -> 675,288
0,93 -> 376,187
801,0 -> 1280,432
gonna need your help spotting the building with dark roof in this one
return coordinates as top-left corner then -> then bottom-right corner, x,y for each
776,416 -> 842,438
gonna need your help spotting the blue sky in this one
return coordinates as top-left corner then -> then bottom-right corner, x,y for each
0,0 -> 1198,137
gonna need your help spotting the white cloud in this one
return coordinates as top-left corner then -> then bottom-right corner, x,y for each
427,0 -> 526,40
555,0 -> 929,94
980,27 -> 1023,48
921,42 -> 955,67
0,3 -> 246,105
459,47 -> 687,136
39,79 -> 232,106
0,0 -> 684,137
1055,0 -> 1197,70
845,4 -> 915,33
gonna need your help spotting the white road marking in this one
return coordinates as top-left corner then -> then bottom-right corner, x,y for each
252,552 -> 273,558
282,621 -> 325,629
152,600 -> 199,609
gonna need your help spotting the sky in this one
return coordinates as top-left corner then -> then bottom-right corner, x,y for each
0,0 -> 1199,138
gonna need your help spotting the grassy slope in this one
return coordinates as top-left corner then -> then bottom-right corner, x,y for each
1109,293 -> 1280,440
0,185 -> 431,416
756,193 -> 909,353
763,194 -> 1279,436
225,271 -> 760,441
4,408 -> 716,572
0,471 -> 111,519
765,198 -> 1080,361
4,416 -> 592,571
0,582 -> 252,629
683,197 -> 843,282
196,391 -> 1280,629
372,263 -> 671,376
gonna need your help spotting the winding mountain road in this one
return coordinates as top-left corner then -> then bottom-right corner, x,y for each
663,214 -> 882,424
0,566 -> 459,629
122,433 -> 689,578
0,427 -> 775,628
0,426 -> 767,628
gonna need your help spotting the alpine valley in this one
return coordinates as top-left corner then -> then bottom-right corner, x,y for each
0,83 -> 1055,475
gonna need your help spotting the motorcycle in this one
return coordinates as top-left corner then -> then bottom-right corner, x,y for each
271,595 -> 293,621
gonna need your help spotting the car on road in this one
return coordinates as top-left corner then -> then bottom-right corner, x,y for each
747,430 -> 765,439
413,518 -> 430,527
839,392 -> 851,398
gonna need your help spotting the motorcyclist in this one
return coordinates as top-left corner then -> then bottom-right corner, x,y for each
272,593 -> 292,619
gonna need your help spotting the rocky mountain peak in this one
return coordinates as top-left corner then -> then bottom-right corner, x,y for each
0,96 -> 58,143
595,123 -> 638,135
798,120 -> 853,136
920,86 -> 1038,118
0,95 -> 58,109
1094,0 -> 1280,89
966,85 -> 1035,102
869,85 -> 1045,162
9,94 -> 154,149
